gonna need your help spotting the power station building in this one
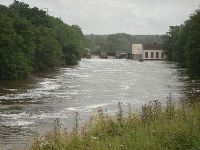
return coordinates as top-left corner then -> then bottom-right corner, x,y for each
132,43 -> 165,60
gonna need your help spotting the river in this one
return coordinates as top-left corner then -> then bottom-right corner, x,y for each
0,58 -> 199,149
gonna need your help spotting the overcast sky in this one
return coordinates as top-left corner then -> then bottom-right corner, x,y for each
0,0 -> 200,35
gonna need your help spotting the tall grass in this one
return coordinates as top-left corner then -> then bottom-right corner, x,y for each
31,99 -> 200,150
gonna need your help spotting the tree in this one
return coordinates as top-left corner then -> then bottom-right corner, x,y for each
12,16 -> 36,67
184,10 -> 200,78
0,14 -> 31,80
53,20 -> 86,65
9,0 -> 52,27
34,27 -> 64,70
0,1 -> 86,80
164,25 -> 186,66
163,9 -> 200,78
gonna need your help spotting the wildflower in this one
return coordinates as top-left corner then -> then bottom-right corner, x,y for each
106,143 -> 112,148
152,130 -> 156,133
120,144 -> 125,149
172,134 -> 176,139
40,141 -> 50,147
91,136 -> 98,141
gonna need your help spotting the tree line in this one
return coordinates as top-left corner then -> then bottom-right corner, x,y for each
0,1 -> 86,80
163,9 -> 200,78
86,33 -> 163,53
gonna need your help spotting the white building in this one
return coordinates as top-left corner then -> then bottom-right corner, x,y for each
132,43 -> 165,60
132,44 -> 143,60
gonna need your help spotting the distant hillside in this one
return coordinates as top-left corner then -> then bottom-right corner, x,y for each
85,33 -> 163,53
85,34 -> 108,52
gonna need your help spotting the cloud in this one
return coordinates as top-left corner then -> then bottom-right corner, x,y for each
0,0 -> 200,34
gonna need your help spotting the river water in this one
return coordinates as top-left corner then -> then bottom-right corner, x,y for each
0,58 -> 199,149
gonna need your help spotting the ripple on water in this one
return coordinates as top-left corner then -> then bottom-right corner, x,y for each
0,59 -> 191,147
0,78 -> 61,102
66,103 -> 109,113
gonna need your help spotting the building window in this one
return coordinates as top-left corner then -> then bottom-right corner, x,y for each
145,52 -> 148,58
161,52 -> 164,58
156,52 -> 159,58
151,52 -> 154,58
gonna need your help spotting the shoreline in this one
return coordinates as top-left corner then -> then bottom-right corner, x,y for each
31,99 -> 200,150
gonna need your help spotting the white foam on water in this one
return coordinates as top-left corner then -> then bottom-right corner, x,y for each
85,103 -> 108,109
0,112 -> 29,119
0,112 -> 34,127
68,85 -> 81,89
0,78 -> 61,100
68,90 -> 79,95
0,92 -> 47,100
77,74 -> 91,78
64,72 -> 79,76
119,85 -> 130,90
37,79 -> 60,91
65,107 -> 77,111
3,88 -> 18,92
3,120 -> 34,127
31,112 -> 69,120
66,103 -> 109,112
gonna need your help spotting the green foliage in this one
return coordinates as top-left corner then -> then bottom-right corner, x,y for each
86,34 -> 163,53
104,33 -> 133,52
85,34 -> 107,52
163,9 -> 200,78
34,27 -> 64,70
32,100 -> 200,150
9,0 -> 52,27
12,16 -> 36,67
184,10 -> 200,78
52,20 -> 85,65
0,13 -> 31,80
162,26 -> 186,66
0,1 -> 86,80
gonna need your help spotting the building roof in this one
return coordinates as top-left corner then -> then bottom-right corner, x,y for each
143,43 -> 162,50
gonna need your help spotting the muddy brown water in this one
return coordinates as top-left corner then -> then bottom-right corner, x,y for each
0,58 -> 199,149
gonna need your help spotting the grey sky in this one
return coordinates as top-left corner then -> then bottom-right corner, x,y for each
0,0 -> 200,35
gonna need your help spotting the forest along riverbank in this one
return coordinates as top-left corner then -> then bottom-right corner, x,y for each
0,59 -> 199,148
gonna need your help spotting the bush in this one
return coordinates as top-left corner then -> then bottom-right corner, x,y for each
31,100 -> 200,150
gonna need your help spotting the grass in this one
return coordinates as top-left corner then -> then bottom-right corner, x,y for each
31,98 -> 200,150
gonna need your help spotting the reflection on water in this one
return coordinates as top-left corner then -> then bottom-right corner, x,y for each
0,59 -> 199,148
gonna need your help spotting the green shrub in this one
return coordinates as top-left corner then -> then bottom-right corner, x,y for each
31,99 -> 200,150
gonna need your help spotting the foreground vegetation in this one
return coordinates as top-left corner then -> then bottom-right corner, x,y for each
163,9 -> 200,78
0,1 -> 86,80
32,98 -> 200,150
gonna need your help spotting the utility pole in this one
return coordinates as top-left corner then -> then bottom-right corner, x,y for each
43,8 -> 49,15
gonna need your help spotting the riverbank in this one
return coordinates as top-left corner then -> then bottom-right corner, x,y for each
0,1 -> 86,80
31,98 -> 200,150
